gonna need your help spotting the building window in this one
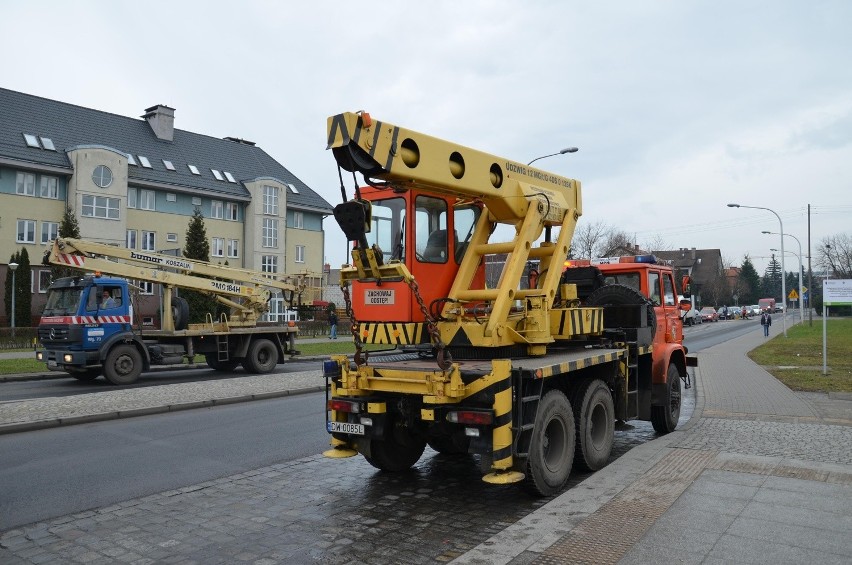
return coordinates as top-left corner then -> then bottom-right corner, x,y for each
263,185 -> 279,215
139,156 -> 152,168
39,270 -> 51,293
16,172 -> 35,196
287,183 -> 299,194
224,171 -> 236,183
81,195 -> 120,219
137,281 -> 154,295
295,245 -> 305,263
92,165 -> 113,188
128,187 -> 137,209
41,221 -> 58,244
24,133 -> 40,148
40,176 -> 59,199
167,233 -> 178,243
140,189 -> 155,211
127,230 -> 137,249
188,165 -> 200,175
262,218 -> 278,248
127,153 -> 138,166
142,231 -> 156,251
40,137 -> 56,151
163,160 -> 176,171
293,211 -> 304,229
261,255 -> 278,273
211,200 -> 223,219
192,196 -> 202,206
228,239 -> 239,258
211,169 -> 224,181
226,202 -> 238,221
17,219 -> 36,243
212,237 -> 224,257
166,193 -> 176,202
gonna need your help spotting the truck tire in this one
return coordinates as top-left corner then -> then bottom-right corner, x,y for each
522,390 -> 575,497
172,297 -> 189,331
651,364 -> 682,434
585,283 -> 657,337
365,427 -> 426,472
205,354 -> 240,372
241,338 -> 279,373
572,379 -> 615,472
103,344 -> 143,385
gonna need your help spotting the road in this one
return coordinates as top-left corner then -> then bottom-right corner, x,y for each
0,315 -> 784,538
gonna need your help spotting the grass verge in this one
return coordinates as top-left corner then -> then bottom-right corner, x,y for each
747,319 -> 852,393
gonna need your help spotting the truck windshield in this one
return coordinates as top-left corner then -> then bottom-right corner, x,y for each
42,288 -> 83,316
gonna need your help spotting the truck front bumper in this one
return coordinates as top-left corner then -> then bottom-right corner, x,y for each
37,349 -> 101,371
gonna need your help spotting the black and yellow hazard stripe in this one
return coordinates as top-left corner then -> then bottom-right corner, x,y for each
551,307 -> 605,338
488,360 -> 515,470
535,349 -> 626,380
358,322 -> 427,345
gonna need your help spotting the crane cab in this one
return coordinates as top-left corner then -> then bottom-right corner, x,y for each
347,186 -> 485,327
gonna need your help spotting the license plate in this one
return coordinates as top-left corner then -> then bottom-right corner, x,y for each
327,421 -> 365,435
48,360 -> 57,368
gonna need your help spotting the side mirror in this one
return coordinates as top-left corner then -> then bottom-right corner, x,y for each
681,275 -> 692,297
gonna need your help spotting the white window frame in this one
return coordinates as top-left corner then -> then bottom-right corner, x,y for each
188,165 -> 200,175
140,189 -> 155,211
211,169 -> 224,181
261,255 -> 278,274
226,202 -> 238,221
139,156 -> 152,168
192,196 -> 202,206
126,230 -> 137,249
211,200 -> 224,219
212,237 -> 225,257
128,187 -> 137,209
166,193 -> 176,202
162,160 -> 176,171
293,211 -> 304,229
40,176 -> 59,199
227,239 -> 239,258
38,270 -> 52,293
40,137 -> 56,151
138,280 -> 154,295
17,219 -> 36,243
41,221 -> 58,244
295,245 -> 305,263
262,218 -> 278,248
16,172 -> 35,196
81,195 -> 120,219
263,185 -> 279,215
224,171 -> 236,183
167,233 -> 178,243
142,231 -> 156,251
23,133 -> 40,148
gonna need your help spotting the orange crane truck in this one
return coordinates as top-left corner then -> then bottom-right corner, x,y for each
322,111 -> 694,495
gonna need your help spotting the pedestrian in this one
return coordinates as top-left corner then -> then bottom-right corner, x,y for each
760,310 -> 772,337
329,310 -> 338,339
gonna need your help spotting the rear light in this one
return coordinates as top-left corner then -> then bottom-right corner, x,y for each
328,399 -> 362,413
446,410 -> 493,426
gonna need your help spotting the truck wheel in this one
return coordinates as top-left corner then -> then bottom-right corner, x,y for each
365,426 -> 426,472
242,338 -> 279,373
205,354 -> 240,372
67,368 -> 100,382
651,364 -> 682,434
172,297 -> 189,331
522,390 -> 575,497
103,344 -> 143,385
572,379 -> 615,472
585,283 -> 657,337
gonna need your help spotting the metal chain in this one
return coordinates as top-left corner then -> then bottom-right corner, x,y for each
408,278 -> 452,370
342,282 -> 368,366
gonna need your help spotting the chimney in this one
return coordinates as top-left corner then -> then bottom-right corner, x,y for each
691,247 -> 696,260
143,104 -> 175,141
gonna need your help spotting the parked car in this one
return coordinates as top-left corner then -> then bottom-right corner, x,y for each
717,306 -> 729,320
729,306 -> 743,319
700,307 -> 718,322
748,305 -> 761,316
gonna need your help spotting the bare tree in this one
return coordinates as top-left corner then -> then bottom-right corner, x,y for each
642,234 -> 671,253
820,233 -> 852,278
570,221 -> 610,259
599,229 -> 634,256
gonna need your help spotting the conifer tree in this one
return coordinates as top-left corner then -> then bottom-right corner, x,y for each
50,206 -> 83,282
5,249 -> 32,328
182,208 -> 217,324
737,255 -> 761,305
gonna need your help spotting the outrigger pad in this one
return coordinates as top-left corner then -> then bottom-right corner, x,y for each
334,200 -> 372,242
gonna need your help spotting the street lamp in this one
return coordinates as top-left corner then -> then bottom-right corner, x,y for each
527,147 -> 578,166
728,203 -> 786,337
9,262 -> 18,339
763,231 -> 804,324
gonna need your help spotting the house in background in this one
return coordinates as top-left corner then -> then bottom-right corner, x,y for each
0,88 -> 332,326
652,248 -> 724,308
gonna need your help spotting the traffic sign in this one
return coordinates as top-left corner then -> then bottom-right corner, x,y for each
788,289 -> 798,300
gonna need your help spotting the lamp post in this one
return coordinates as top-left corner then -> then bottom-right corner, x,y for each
9,262 -> 18,339
764,231 -> 804,324
527,147 -> 578,166
728,203 -> 786,337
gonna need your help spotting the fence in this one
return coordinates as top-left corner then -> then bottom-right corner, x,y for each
0,327 -> 39,350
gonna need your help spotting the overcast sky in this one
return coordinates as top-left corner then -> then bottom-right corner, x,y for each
4,1 -> 850,276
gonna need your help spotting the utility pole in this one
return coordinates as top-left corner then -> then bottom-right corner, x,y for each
807,204 -> 813,326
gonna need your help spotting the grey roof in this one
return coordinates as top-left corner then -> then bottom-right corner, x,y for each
0,87 -> 332,212
653,248 -> 723,286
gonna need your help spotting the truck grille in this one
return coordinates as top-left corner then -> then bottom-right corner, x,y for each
38,325 -> 71,343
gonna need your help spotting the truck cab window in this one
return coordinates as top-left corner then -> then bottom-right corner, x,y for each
663,275 -> 676,306
453,205 -> 480,264
416,195 -> 448,263
648,272 -> 661,306
365,197 -> 406,264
